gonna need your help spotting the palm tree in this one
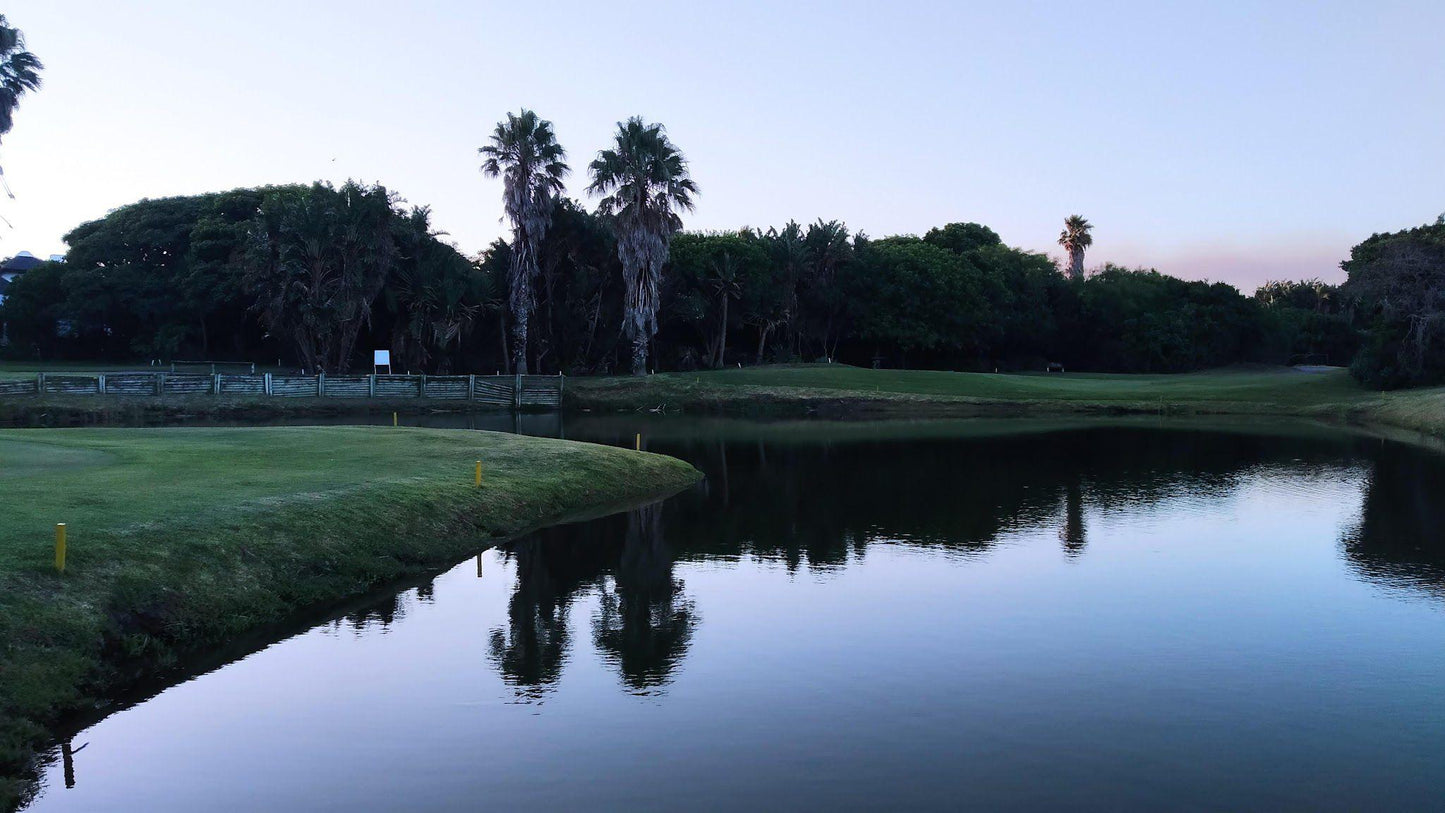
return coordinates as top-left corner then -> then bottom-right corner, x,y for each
0,15 -> 43,200
1058,215 -> 1093,280
480,110 -> 568,375
587,117 -> 697,375
704,250 -> 741,368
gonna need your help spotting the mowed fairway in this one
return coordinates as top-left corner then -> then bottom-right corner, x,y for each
671,365 -> 1370,404
570,364 -> 1375,410
0,426 -> 699,805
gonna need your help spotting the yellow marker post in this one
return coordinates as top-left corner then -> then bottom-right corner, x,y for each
55,523 -> 67,573
635,433 -> 641,451
474,460 -> 482,487
392,411 -> 398,427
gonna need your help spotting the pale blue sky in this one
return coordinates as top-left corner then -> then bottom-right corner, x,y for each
3,0 -> 1442,287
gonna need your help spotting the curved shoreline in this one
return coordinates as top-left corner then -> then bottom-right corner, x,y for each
0,427 -> 701,811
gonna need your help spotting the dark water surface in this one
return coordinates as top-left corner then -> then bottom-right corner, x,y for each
27,418 -> 1445,811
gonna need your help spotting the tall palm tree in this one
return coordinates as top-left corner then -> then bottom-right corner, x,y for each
587,117 -> 697,375
1058,214 -> 1093,280
480,110 -> 568,375
704,250 -> 741,368
0,15 -> 43,200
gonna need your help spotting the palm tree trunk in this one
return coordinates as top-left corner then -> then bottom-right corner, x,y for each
715,295 -> 729,368
631,332 -> 648,376
1069,249 -> 1085,281
511,309 -> 529,375
498,309 -> 510,374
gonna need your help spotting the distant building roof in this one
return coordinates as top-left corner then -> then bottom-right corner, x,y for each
1,251 -> 45,273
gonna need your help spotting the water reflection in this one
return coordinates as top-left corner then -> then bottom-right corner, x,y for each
479,420 -> 1445,703
629,424 -> 1362,570
24,418 -> 1445,812
489,504 -> 696,698
1343,442 -> 1445,599
593,505 -> 696,693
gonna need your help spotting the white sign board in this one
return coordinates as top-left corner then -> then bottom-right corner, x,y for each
373,350 -> 391,372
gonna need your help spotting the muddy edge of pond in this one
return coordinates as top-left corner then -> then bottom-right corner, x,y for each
1,432 -> 701,813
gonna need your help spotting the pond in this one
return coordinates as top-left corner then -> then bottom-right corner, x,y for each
25,418 -> 1445,811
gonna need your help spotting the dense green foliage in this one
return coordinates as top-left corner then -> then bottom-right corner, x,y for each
2,184 -> 480,372
1342,217 -> 1445,389
13,185 -> 1438,382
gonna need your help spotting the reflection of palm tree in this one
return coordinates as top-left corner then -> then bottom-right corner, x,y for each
593,505 -> 696,692
1060,479 -> 1086,557
488,540 -> 574,696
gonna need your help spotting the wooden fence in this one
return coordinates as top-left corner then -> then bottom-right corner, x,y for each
0,373 -> 564,410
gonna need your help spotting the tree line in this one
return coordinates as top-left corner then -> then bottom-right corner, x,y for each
0,106 -> 1439,388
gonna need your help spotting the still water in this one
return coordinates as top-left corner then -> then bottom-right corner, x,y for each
27,419 -> 1445,811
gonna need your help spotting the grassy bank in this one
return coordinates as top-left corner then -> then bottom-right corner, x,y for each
567,364 -> 1445,436
0,393 -> 524,427
0,426 -> 700,808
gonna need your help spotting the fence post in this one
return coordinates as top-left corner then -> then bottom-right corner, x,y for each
318,371 -> 325,397
264,373 -> 272,396
36,372 -> 44,394
155,372 -> 164,396
213,373 -> 221,395
513,373 -> 523,411
97,374 -> 106,395
369,374 -> 376,398
419,374 -> 426,399
468,374 -> 475,401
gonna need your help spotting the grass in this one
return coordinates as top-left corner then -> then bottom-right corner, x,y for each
567,364 -> 1445,428
0,360 -> 291,380
0,426 -> 700,808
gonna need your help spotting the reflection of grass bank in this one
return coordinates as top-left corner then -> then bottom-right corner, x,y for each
567,365 -> 1445,438
0,427 -> 699,809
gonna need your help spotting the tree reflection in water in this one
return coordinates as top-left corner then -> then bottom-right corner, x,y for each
592,504 -> 696,694
486,421 -> 1445,697
1342,441 -> 1445,599
488,505 -> 696,697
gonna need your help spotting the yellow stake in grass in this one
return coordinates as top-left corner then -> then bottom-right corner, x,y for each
393,411 -> 398,427
474,460 -> 482,487
635,433 -> 641,451
55,523 -> 67,573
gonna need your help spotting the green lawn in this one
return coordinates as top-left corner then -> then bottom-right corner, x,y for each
0,361 -> 156,380
571,364 -> 1373,409
672,364 -> 1367,403
0,360 -> 287,380
0,426 -> 699,808
568,364 -> 1445,436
